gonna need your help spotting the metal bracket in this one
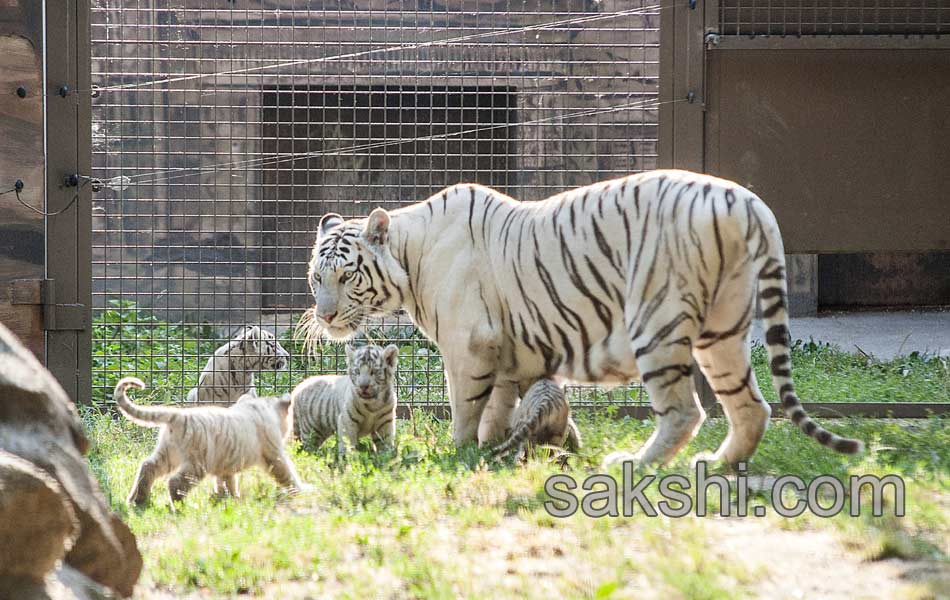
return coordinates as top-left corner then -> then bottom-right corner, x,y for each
705,32 -> 722,49
10,279 -> 87,331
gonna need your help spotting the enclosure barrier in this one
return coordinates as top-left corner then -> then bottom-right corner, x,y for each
86,1 -> 948,417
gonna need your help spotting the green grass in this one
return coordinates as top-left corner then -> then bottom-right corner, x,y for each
752,340 -> 949,404
84,408 -> 949,599
86,303 -> 950,597
92,302 -> 950,407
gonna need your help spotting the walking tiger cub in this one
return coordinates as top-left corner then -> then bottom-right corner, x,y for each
492,379 -> 581,460
291,344 -> 399,459
115,377 -> 304,505
187,326 -> 290,404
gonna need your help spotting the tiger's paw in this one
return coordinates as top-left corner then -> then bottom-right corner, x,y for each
688,452 -> 720,470
601,450 -> 641,470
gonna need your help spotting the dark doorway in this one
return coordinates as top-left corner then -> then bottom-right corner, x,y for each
260,85 -> 518,310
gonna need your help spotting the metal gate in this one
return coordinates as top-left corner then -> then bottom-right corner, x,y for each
661,0 -> 950,253
90,1 -> 662,407
0,0 -> 91,401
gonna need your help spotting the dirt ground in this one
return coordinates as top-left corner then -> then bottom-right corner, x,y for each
131,516 -> 949,599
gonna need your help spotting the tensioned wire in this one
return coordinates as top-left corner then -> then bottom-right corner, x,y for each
127,95 -> 679,188
90,3 -> 666,94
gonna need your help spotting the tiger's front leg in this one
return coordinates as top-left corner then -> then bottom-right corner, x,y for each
445,363 -> 493,446
477,383 -> 518,446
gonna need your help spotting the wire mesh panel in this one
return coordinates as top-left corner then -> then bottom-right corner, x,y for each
90,0 -> 660,408
719,1 -> 950,36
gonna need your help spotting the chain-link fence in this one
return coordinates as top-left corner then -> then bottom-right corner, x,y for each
90,0 -> 661,407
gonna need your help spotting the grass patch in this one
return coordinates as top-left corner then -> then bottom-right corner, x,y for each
86,303 -> 949,597
92,304 -> 949,406
84,408 -> 948,599
752,340 -> 949,404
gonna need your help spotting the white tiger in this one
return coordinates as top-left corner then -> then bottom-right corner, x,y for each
115,377 -> 303,505
186,326 -> 290,403
291,344 -> 399,459
492,378 -> 581,461
304,169 -> 863,467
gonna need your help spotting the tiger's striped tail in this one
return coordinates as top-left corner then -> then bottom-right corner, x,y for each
114,377 -> 177,427
758,257 -> 864,454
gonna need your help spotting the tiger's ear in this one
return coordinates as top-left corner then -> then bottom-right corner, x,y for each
319,213 -> 344,237
382,344 -> 399,369
239,325 -> 261,340
363,208 -> 390,246
344,344 -> 355,363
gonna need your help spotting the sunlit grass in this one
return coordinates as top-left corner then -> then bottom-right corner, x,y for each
84,407 -> 948,599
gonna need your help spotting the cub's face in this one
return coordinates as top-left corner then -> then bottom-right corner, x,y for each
234,326 -> 289,370
307,209 -> 407,341
345,344 -> 399,399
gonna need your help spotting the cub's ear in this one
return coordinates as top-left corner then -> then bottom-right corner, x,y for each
319,212 -> 344,234
344,344 -> 355,363
382,344 -> 399,369
363,208 -> 390,246
238,326 -> 263,355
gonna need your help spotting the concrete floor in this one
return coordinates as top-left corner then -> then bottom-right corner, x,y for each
750,310 -> 950,360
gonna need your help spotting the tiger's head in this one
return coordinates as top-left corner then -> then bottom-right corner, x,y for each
233,326 -> 289,371
307,208 -> 408,340
345,343 -> 399,400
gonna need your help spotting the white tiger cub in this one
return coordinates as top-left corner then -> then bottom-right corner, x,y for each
492,378 -> 581,460
187,326 -> 290,403
115,377 -> 304,505
291,344 -> 399,459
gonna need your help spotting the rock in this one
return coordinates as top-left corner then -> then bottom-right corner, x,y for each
0,451 -> 78,584
0,323 -> 142,598
1,566 -> 116,600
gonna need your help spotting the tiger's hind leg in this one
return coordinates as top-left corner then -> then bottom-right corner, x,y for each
564,417 -> 582,452
692,277 -> 771,466
693,332 -> 771,466
167,463 -> 204,504
213,474 -> 239,499
604,316 -> 705,467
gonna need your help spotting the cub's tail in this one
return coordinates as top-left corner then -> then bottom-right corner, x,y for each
757,251 -> 863,454
114,377 -> 177,427
491,422 -> 531,459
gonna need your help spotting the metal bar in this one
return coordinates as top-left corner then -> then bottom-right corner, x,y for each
400,403 -> 950,420
45,0 -> 92,402
709,34 -> 950,50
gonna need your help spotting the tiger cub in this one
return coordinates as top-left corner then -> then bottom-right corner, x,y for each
187,326 -> 290,403
492,379 -> 581,460
291,344 -> 399,459
115,377 -> 304,505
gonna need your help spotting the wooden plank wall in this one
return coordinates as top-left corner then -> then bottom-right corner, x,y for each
0,1 -> 45,359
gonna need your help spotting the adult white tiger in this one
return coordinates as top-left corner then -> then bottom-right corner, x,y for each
306,169 -> 862,466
